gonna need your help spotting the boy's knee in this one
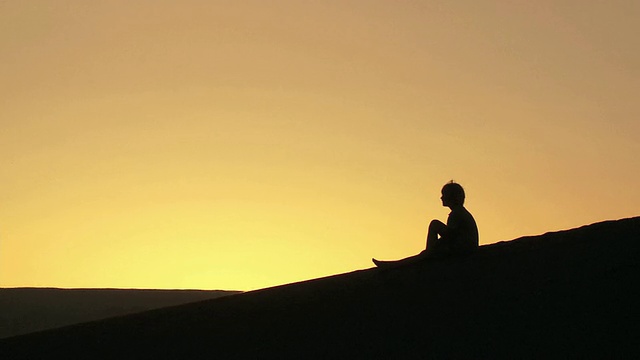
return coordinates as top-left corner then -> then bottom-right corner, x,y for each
429,219 -> 444,230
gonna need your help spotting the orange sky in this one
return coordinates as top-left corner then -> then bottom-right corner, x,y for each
2,1 -> 638,291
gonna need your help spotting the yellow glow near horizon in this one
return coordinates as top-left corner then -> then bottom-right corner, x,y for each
2,1 -> 639,290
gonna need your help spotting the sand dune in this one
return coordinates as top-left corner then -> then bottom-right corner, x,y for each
2,217 -> 639,358
0,288 -> 239,339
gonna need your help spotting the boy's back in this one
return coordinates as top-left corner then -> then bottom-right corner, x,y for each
446,206 -> 479,254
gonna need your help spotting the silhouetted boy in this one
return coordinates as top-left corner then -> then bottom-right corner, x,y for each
373,181 -> 478,267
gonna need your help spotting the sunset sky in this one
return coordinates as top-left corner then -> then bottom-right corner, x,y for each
2,1 -> 638,291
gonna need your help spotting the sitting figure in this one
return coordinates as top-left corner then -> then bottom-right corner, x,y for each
373,181 -> 478,267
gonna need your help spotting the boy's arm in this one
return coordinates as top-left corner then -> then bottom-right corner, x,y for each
443,213 -> 462,241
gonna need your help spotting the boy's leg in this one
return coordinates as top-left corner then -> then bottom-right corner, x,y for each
425,219 -> 447,253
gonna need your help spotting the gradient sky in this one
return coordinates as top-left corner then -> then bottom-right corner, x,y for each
2,1 -> 638,291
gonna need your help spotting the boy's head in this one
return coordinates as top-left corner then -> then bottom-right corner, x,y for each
441,181 -> 465,207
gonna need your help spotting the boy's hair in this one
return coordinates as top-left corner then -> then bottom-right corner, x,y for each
442,181 -> 465,205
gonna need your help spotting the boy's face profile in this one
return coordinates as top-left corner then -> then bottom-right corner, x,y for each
440,187 -> 463,208
440,190 -> 453,207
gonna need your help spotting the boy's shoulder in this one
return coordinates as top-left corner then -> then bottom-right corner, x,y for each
449,206 -> 469,216
449,206 -> 475,222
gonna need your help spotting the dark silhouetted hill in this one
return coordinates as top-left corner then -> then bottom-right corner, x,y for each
2,217 -> 639,358
0,288 -> 239,338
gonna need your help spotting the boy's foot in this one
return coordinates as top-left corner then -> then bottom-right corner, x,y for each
372,258 -> 398,268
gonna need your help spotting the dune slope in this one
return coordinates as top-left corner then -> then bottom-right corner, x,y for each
2,217 -> 639,358
0,288 -> 239,339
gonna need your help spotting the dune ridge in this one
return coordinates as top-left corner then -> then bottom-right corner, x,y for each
0,288 -> 240,339
2,217 -> 639,358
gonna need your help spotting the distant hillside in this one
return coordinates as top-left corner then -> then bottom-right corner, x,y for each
0,288 -> 240,338
2,217 -> 639,358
